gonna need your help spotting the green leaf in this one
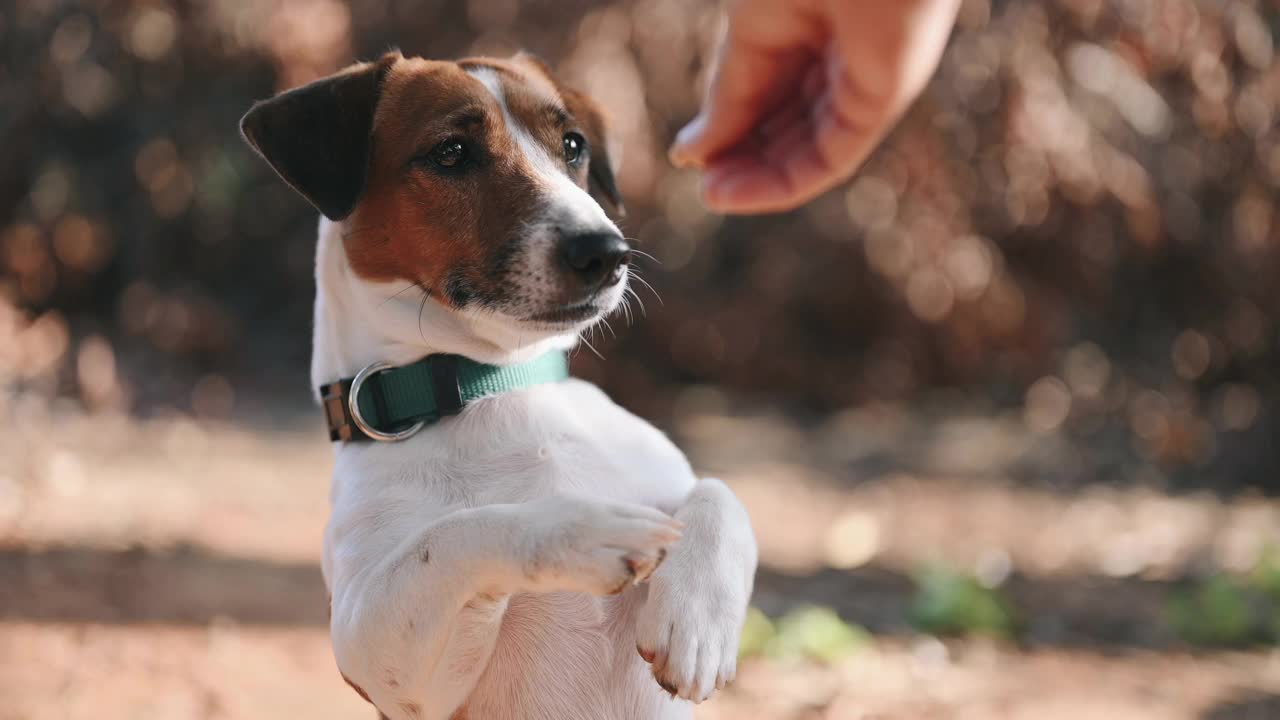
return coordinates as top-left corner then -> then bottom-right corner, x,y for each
1249,545 -> 1280,600
738,606 -> 776,660
767,605 -> 870,663
1168,576 -> 1254,646
909,565 -> 1015,638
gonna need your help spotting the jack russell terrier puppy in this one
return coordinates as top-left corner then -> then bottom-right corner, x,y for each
240,50 -> 757,720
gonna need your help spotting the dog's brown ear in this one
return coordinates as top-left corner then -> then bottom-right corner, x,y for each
240,52 -> 399,221
561,87 -> 625,218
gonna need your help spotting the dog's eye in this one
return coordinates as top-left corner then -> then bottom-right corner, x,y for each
428,139 -> 468,169
563,132 -> 586,167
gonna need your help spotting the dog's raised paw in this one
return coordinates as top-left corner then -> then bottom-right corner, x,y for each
634,558 -> 746,703
521,496 -> 681,596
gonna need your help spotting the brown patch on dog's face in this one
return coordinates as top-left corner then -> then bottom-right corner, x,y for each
343,59 -> 533,305
338,55 -> 626,325
241,51 -> 629,332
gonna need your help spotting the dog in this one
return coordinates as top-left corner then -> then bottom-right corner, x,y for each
239,50 -> 758,720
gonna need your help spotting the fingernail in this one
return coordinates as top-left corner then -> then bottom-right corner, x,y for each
674,113 -> 706,147
669,114 -> 707,167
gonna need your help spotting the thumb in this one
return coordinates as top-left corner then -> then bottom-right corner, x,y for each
669,113 -> 711,167
669,30 -> 794,168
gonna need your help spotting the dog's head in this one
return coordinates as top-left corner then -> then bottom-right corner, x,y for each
241,51 -> 628,344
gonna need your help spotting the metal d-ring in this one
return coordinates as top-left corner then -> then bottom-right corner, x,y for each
348,361 -> 425,442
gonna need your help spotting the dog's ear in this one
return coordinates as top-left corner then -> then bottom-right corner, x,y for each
561,87 -> 625,218
240,52 -> 400,221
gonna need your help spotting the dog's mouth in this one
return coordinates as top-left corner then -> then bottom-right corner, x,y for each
524,299 -> 606,326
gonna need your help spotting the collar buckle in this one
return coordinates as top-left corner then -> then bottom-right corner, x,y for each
321,351 -> 570,443
320,380 -> 356,442
348,362 -> 426,442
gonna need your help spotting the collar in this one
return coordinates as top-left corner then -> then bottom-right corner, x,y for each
319,351 -> 570,442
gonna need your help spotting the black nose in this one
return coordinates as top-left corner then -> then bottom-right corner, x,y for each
559,232 -> 630,288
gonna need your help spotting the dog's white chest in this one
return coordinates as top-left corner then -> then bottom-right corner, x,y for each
343,378 -> 697,511
325,378 -> 701,720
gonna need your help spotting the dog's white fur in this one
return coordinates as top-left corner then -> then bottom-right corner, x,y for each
314,68 -> 758,720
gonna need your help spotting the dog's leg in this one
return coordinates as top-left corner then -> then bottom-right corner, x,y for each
634,477 -> 757,703
331,495 -> 681,720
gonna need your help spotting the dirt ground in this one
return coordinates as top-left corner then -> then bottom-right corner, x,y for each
3,396 -> 1280,720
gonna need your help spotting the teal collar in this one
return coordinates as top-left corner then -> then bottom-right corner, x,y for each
319,351 -> 569,442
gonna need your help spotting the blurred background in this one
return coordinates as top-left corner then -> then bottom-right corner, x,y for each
4,0 -> 1280,718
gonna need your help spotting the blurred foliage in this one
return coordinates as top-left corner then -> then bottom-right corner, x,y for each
1168,546 -> 1280,646
1,0 -> 1280,489
738,605 -> 870,663
737,606 -> 776,660
1168,575 -> 1256,645
909,565 -> 1017,638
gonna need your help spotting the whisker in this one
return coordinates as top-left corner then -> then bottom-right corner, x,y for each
578,331 -> 605,360
617,287 -> 635,324
629,272 -> 664,306
624,245 -> 662,265
417,292 -> 430,344
628,288 -> 647,318
620,296 -> 634,326
380,283 -> 421,307
623,274 -> 649,317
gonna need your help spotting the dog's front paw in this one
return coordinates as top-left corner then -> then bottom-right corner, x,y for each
521,496 -> 682,596
634,555 -> 749,703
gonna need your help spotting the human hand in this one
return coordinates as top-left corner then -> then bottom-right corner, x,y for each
669,0 -> 961,214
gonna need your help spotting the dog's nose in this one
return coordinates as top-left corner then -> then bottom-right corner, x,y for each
559,232 -> 630,288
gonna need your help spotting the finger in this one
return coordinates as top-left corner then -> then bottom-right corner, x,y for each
752,61 -> 825,140
700,75 -> 890,213
698,122 -> 837,215
670,30 -> 813,168
694,99 -> 815,183
669,46 -> 774,168
755,93 -> 808,140
701,140 -> 849,215
700,153 -> 805,215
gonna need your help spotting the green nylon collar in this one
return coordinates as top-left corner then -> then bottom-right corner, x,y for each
323,351 -> 569,442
